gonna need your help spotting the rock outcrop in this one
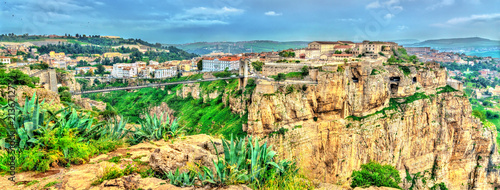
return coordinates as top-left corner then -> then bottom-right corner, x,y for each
247,62 -> 500,189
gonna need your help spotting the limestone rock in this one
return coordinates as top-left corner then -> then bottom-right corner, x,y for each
149,138 -> 218,173
247,63 -> 500,189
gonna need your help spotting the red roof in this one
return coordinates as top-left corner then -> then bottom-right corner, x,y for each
219,57 -> 241,61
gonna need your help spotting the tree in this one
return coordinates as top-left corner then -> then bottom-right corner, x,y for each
197,60 -> 203,71
251,61 -> 264,71
96,65 -> 105,74
275,73 -> 286,81
59,91 -> 72,102
78,60 -> 87,66
301,66 -> 309,76
334,50 -> 342,54
84,70 -> 94,76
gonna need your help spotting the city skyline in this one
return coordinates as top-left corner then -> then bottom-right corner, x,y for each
1,0 -> 499,44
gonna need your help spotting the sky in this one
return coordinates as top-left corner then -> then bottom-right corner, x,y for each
0,0 -> 499,44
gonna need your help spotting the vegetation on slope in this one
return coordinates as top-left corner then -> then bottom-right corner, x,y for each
84,78 -> 249,139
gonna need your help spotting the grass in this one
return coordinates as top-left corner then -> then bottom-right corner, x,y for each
91,163 -> 139,185
44,181 -> 60,188
26,180 -> 39,187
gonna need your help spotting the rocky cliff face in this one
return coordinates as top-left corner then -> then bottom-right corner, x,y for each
56,71 -> 81,92
247,62 -> 500,189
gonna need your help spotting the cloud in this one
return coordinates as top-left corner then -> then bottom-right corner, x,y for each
264,11 -> 282,16
337,18 -> 363,22
427,0 -> 455,10
446,13 -> 500,24
384,13 -> 394,19
397,25 -> 408,31
366,1 -> 381,9
163,6 -> 245,28
183,6 -> 244,18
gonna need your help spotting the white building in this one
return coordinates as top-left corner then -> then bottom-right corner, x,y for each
0,56 -> 11,64
112,63 -> 138,78
202,57 -> 240,72
53,61 -> 66,68
154,66 -> 177,78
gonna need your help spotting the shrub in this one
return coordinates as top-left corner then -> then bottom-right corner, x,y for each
398,66 -> 411,76
337,65 -> 345,73
350,161 -> 401,189
430,182 -> 448,190
285,85 -> 295,95
58,86 -> 70,93
301,66 -> 309,76
436,85 -> 458,94
274,73 -> 286,81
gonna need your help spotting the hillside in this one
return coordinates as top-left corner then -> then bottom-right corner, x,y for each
171,40 -> 309,55
407,37 -> 500,48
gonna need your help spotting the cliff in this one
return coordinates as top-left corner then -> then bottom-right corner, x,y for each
247,62 -> 500,189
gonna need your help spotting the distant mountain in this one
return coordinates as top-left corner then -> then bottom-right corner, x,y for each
390,39 -> 421,45
406,37 -> 500,49
170,40 -> 310,55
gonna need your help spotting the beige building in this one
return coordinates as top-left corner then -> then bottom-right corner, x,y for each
103,52 -> 122,58
308,41 -> 341,54
352,41 -> 398,56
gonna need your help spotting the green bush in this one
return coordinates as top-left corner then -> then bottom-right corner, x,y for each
0,69 -> 39,88
58,86 -> 70,93
350,161 -> 401,189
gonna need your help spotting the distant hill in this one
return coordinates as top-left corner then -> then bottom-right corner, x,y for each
390,39 -> 421,45
406,37 -> 500,49
170,40 -> 310,55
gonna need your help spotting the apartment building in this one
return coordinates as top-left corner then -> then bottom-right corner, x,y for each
202,56 -> 241,72
154,66 -> 177,78
0,56 -> 11,64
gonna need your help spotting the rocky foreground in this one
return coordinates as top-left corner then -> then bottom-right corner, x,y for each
0,135 -> 253,190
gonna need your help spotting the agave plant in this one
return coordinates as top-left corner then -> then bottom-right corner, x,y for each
0,92 -> 47,149
166,169 -> 196,187
209,135 -> 296,186
101,116 -> 129,141
128,113 -> 182,145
